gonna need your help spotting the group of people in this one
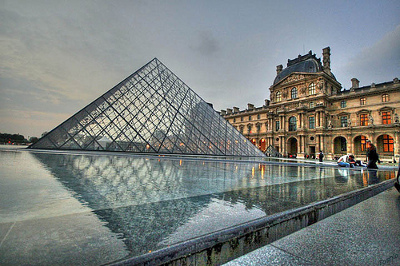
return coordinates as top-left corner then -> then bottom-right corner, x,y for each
336,140 -> 380,169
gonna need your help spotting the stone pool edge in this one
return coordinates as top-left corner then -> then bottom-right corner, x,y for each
110,178 -> 396,266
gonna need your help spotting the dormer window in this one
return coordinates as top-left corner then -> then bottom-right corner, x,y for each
360,97 -> 366,106
382,94 -> 389,102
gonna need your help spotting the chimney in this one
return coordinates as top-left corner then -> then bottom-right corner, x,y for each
247,103 -> 254,110
226,108 -> 232,115
351,78 -> 359,89
233,107 -> 240,113
322,47 -> 331,73
276,65 -> 283,75
265,99 -> 270,106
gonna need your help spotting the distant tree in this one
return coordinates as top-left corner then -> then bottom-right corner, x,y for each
0,133 -> 28,144
29,136 -> 39,144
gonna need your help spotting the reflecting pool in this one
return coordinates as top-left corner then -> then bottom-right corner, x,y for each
0,145 -> 395,265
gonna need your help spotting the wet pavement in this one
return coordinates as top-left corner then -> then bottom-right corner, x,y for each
224,186 -> 400,266
1,146 -> 398,265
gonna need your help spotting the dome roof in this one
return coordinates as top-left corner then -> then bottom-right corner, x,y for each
273,51 -> 324,85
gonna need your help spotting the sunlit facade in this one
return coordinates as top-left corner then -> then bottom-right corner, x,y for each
222,47 -> 400,162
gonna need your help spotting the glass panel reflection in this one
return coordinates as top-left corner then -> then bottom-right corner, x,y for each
30,152 -> 394,259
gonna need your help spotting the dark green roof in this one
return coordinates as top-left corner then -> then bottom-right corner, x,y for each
273,51 -> 324,85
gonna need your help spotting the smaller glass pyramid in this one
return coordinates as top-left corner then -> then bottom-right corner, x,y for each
30,58 -> 264,157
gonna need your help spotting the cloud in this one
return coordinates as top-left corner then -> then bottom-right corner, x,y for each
191,31 -> 220,56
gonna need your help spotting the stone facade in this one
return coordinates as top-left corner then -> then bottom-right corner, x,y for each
222,47 -> 400,162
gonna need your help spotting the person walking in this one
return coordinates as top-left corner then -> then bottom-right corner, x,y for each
318,150 -> 324,162
366,141 -> 380,169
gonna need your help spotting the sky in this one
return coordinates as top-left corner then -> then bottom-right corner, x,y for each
1,0 -> 399,138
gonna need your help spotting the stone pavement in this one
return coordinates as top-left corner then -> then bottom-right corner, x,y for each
224,186 -> 400,266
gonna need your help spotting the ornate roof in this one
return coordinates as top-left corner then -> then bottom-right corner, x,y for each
273,51 -> 324,85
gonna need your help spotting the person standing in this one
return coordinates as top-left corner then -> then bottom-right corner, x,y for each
366,142 -> 380,169
318,150 -> 324,162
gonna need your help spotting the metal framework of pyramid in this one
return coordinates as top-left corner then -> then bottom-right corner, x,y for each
30,58 -> 265,157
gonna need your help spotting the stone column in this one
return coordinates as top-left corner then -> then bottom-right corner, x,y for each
320,135 -> 324,152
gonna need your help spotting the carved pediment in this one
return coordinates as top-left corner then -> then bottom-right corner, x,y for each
378,106 -> 394,114
337,112 -> 350,117
281,74 -> 305,85
356,109 -> 370,115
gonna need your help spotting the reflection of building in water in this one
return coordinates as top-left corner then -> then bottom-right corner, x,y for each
32,153 -> 395,258
32,153 -> 262,256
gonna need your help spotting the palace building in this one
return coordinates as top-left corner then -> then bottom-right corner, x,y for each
221,47 -> 400,162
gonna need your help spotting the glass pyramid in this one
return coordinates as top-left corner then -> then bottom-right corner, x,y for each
30,58 -> 264,157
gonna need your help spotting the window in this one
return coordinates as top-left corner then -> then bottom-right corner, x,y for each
383,134 -> 394,152
360,97 -> 366,105
256,124 -> 261,132
257,114 -> 260,119
240,126 -> 244,134
309,102 -> 314,108
233,118 -> 236,122
309,116 -> 315,129
382,94 -> 389,102
382,111 -> 391,124
361,136 -> 368,152
291,87 -> 297,99
249,115 -> 252,121
276,91 -> 282,102
341,101 -> 346,108
360,114 -> 368,126
241,116 -> 243,122
289,116 -> 297,131
341,116 -> 348,127
275,120 -> 280,131
247,125 -> 252,134
308,83 -> 316,95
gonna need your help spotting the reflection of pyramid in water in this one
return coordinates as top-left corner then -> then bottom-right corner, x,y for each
30,58 -> 264,156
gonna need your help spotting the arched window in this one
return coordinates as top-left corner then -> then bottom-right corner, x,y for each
382,94 -> 389,102
289,116 -> 297,131
291,87 -> 297,99
383,134 -> 394,152
276,91 -> 282,102
308,83 -> 316,95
